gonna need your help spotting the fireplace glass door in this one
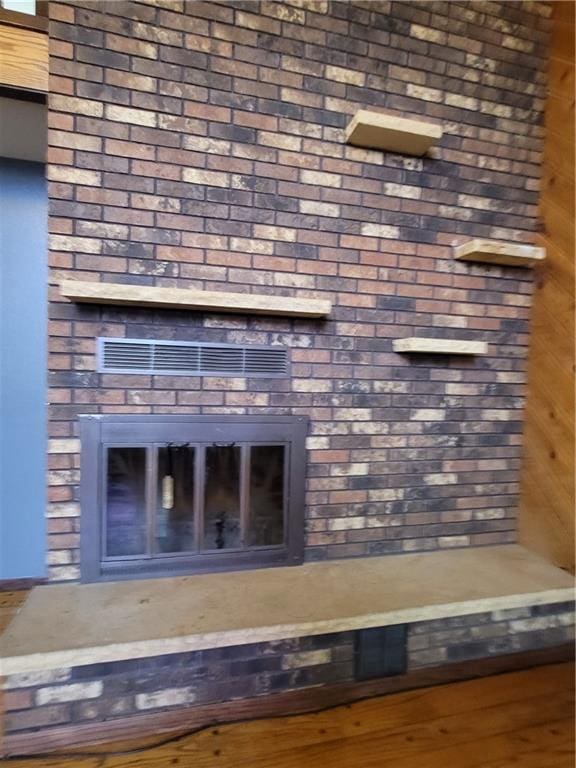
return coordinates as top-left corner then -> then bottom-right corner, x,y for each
81,416 -> 306,582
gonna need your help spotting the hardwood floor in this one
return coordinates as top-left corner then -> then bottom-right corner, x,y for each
3,663 -> 574,768
0,590 -> 28,634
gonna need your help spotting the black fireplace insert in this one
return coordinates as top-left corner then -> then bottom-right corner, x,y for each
80,414 -> 307,582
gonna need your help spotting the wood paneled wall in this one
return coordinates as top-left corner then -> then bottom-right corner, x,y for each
519,1 -> 575,573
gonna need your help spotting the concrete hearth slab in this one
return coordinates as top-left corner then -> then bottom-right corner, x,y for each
1,545 -> 573,675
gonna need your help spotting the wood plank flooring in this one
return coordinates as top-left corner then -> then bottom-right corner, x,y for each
0,590 -> 27,634
3,662 -> 573,768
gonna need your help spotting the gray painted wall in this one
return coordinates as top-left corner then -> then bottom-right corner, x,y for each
0,159 -> 47,579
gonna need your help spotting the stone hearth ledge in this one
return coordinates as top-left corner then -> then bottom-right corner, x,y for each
1,545 -> 573,675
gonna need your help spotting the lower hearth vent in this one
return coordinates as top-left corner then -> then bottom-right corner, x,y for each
354,625 -> 408,680
97,337 -> 289,377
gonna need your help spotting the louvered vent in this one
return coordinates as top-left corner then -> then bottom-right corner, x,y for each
97,338 -> 289,377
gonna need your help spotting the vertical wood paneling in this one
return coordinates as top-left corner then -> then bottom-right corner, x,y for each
519,1 -> 575,573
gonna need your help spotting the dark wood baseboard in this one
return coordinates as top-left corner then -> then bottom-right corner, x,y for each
2,644 -> 573,758
0,577 -> 45,592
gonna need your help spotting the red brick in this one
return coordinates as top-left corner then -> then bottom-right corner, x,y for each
5,705 -> 71,732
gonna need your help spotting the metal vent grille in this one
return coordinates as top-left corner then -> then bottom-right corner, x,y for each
97,338 -> 289,377
354,626 -> 407,681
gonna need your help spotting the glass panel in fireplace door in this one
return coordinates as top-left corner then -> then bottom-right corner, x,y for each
105,447 -> 147,557
248,445 -> 285,547
156,446 -> 195,553
203,445 -> 241,550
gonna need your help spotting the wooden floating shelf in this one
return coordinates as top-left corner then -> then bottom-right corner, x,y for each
345,109 -> 442,156
393,338 -> 488,355
0,20 -> 48,94
454,239 -> 546,268
60,281 -> 332,319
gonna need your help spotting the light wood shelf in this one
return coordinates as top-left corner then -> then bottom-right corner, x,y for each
0,21 -> 48,94
345,110 -> 442,155
393,338 -> 488,355
454,239 -> 546,268
60,280 -> 332,319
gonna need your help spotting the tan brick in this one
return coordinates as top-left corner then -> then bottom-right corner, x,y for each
438,536 -> 470,548
424,473 -> 458,486
236,10 -> 281,34
282,649 -> 331,669
48,550 -> 74,565
411,409 -> 445,421
78,221 -> 129,239
285,0 -> 328,11
135,687 -> 196,710
49,235 -> 101,254
201,378 -> 247,390
106,33 -> 158,58
183,168 -> 230,188
5,669 -> 71,690
325,65 -> 365,86
445,93 -> 479,111
262,1 -> 306,23
49,131 -> 102,152
105,105 -> 157,127
46,502 -> 80,518
48,469 -> 80,485
293,379 -> 332,393
37,682 -> 102,705
183,136 -> 231,154
334,408 -> 372,421
410,24 -> 447,44
301,169 -> 341,188
274,273 -> 315,288
480,100 -> 513,118
502,35 -> 534,53
510,614 -> 575,632
331,463 -> 369,476
50,95 -> 103,117
329,517 -> 366,531
259,131 -> 301,151
352,422 -> 389,435
107,70 -> 157,92
306,436 -> 330,449
48,438 -> 81,454
481,410 -> 514,421
48,167 -> 101,187
383,183 -> 421,199
230,237 -> 273,255
368,489 -> 404,501
299,200 -> 340,217
361,223 -> 400,239
406,84 -> 443,103
48,565 -> 80,581
254,225 -> 297,242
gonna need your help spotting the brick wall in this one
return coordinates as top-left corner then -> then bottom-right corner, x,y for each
408,600 -> 575,668
47,0 -> 551,580
4,603 -> 573,735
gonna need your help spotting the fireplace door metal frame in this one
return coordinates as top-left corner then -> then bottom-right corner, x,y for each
80,415 -> 308,583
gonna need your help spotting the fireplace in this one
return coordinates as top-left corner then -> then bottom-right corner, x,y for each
80,415 -> 307,582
